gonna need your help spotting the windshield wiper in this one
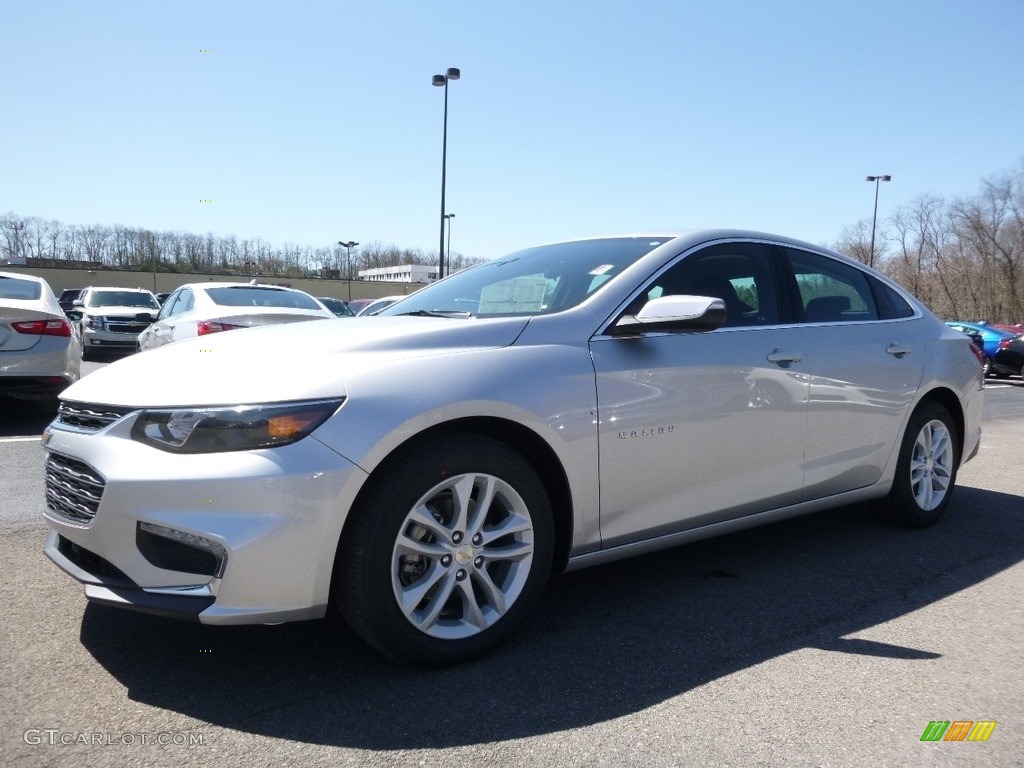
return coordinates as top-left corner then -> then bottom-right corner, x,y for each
395,309 -> 473,319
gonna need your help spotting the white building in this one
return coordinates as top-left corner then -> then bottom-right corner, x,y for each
358,264 -> 437,284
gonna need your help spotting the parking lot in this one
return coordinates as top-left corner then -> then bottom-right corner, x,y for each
1,362 -> 1021,767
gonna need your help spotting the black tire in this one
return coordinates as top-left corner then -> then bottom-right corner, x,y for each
982,357 -> 993,377
874,402 -> 959,528
335,433 -> 554,666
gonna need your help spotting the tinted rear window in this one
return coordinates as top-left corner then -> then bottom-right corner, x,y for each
0,277 -> 43,300
205,287 -> 321,309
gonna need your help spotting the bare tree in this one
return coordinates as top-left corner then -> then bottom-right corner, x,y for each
832,219 -> 875,265
949,165 -> 1024,321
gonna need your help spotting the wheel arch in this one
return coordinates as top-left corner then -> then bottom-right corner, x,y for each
915,386 -> 966,462
337,416 -> 575,575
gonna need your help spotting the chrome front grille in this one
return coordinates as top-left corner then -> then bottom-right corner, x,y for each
57,401 -> 133,431
104,316 -> 153,334
45,452 -> 106,524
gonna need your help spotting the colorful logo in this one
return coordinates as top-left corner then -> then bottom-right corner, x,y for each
920,720 -> 997,742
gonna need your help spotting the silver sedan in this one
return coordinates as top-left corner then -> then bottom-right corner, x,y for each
42,231 -> 982,665
0,270 -> 81,409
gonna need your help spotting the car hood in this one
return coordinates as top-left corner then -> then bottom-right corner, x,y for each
62,316 -> 531,407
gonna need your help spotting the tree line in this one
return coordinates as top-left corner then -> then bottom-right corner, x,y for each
833,160 -> 1024,323
4,160 -> 1023,321
0,216 -> 483,280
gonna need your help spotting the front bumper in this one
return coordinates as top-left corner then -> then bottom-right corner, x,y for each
43,412 -> 367,624
81,327 -> 141,350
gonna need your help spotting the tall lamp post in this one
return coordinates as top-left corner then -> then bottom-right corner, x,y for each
338,240 -> 358,301
432,67 -> 460,280
866,174 -> 891,268
443,213 -> 455,276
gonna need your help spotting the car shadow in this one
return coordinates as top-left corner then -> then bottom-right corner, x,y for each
77,485 -> 1024,749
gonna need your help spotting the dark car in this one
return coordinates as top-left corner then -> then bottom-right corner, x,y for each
58,288 -> 84,314
946,321 -> 1024,378
155,292 -> 172,306
316,297 -> 355,317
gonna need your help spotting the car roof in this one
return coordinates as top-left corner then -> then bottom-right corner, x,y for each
1,270 -> 49,285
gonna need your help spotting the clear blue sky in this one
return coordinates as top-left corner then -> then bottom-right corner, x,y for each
3,0 -> 1022,261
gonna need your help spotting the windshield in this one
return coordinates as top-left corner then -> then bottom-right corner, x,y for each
86,290 -> 160,309
379,237 -> 668,318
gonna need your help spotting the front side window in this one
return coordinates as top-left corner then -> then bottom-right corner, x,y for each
785,248 -> 879,323
156,290 -> 182,320
626,242 -> 778,327
176,289 -> 195,314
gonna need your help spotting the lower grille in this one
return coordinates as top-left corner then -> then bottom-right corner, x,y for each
45,452 -> 106,523
56,535 -> 130,581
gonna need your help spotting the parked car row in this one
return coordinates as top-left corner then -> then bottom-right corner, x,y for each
945,321 -> 1024,378
4,272 -> 410,412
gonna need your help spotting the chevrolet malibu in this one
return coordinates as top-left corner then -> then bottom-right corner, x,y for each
42,230 -> 983,665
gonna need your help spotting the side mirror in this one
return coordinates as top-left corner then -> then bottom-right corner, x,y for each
610,295 -> 727,335
66,310 -> 83,322
72,299 -> 84,307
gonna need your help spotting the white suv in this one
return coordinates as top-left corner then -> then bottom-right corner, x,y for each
72,287 -> 160,359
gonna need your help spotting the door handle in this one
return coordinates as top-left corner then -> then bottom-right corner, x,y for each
767,348 -> 802,366
886,343 -> 912,358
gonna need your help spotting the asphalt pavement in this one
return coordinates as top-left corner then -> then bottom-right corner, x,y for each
1,371 -> 1021,767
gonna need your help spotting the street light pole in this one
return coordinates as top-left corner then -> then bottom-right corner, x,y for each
432,67 -> 460,280
338,240 -> 358,301
444,213 -> 455,276
866,174 -> 891,269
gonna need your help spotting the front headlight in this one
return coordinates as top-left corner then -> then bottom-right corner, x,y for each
84,315 -> 103,329
130,399 -> 344,453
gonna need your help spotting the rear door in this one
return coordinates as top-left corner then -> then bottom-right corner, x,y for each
780,246 -> 925,499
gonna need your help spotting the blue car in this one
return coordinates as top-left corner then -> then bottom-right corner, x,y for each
946,321 -> 1024,377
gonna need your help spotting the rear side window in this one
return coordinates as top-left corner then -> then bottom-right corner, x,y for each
871,278 -> 916,319
785,248 -> 879,323
0,277 -> 43,300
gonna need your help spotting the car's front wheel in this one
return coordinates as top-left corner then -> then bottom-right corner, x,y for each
874,401 -> 959,527
335,433 -> 554,665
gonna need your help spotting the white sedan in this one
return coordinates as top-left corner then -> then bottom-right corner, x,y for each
136,282 -> 335,351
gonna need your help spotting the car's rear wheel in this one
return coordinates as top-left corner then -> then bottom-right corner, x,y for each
874,402 -> 958,527
335,433 -> 554,665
